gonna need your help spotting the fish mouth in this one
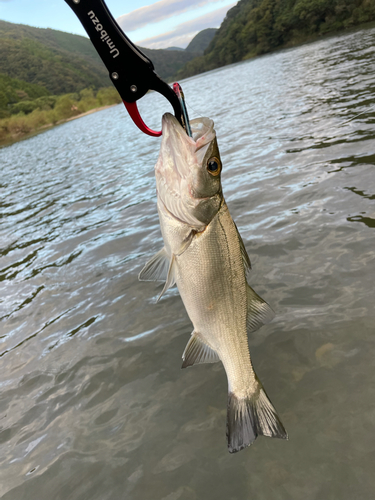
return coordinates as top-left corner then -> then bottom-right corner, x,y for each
162,113 -> 216,155
156,113 -> 220,228
158,113 -> 218,186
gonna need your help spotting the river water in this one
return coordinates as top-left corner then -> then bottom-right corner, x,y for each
1,25 -> 375,500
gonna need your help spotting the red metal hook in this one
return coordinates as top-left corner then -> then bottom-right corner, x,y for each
123,100 -> 162,137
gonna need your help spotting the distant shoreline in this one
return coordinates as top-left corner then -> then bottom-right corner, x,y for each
64,104 -> 118,123
0,103 -> 118,149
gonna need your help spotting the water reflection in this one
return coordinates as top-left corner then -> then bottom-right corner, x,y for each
344,186 -> 375,200
347,215 -> 375,228
0,23 -> 375,500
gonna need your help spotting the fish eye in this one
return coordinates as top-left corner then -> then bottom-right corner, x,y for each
207,157 -> 221,176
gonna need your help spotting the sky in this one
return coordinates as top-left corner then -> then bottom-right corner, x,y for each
0,0 -> 236,49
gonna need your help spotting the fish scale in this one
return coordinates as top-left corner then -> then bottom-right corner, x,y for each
175,203 -> 251,390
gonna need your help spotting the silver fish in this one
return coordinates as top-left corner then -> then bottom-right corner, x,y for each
140,113 -> 287,452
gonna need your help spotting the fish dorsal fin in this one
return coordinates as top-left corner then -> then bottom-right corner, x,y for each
157,254 -> 176,302
246,284 -> 275,333
234,222 -> 251,274
139,247 -> 170,282
181,331 -> 220,368
240,237 -> 251,275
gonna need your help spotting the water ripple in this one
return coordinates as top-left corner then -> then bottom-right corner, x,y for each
1,23 -> 375,500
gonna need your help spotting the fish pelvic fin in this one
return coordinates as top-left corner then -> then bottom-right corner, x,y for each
181,331 -> 220,368
139,247 -> 170,282
246,284 -> 275,333
226,386 -> 288,453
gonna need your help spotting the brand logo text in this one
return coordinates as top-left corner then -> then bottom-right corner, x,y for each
88,10 -> 119,58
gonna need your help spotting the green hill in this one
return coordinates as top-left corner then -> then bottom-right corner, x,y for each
185,28 -> 218,53
0,19 -> 201,96
177,0 -> 375,79
0,72 -> 52,119
140,47 -> 200,81
0,20 -> 111,95
0,19 -> 207,141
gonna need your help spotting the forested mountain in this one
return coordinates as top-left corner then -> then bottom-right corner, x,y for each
185,28 -> 218,53
0,19 -> 201,97
177,0 -> 375,79
0,19 -> 215,143
140,47 -> 200,80
0,20 -> 110,95
0,73 -> 49,112
0,19 -> 218,120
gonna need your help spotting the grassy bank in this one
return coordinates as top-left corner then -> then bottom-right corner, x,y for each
0,87 -> 121,147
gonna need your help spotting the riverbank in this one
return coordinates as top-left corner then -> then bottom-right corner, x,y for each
0,104 -> 119,149
0,87 -> 121,148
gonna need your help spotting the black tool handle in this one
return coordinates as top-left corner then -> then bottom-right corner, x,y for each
64,0 -> 184,128
64,0 -> 156,102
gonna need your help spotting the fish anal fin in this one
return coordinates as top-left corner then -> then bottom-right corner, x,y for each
246,284 -> 275,333
227,386 -> 288,453
181,332 -> 220,368
139,247 -> 170,282
156,254 -> 176,302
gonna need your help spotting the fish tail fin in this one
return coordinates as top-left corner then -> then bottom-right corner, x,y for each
226,385 -> 288,453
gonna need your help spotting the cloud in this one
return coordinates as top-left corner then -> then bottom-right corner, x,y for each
137,3 -> 235,49
117,0 -> 224,32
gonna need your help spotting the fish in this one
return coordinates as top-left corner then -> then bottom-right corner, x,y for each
139,113 -> 287,453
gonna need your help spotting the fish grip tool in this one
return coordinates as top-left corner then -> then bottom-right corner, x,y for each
64,0 -> 191,137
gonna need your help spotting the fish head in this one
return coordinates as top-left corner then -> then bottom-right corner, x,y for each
155,113 -> 223,228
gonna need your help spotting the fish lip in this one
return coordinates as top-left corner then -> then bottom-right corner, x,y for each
162,112 -> 178,129
162,113 -> 216,152
162,113 -> 195,145
162,112 -> 179,128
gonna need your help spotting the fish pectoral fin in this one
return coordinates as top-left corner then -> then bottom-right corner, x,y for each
181,331 -> 220,368
246,284 -> 275,333
175,230 -> 196,256
156,254 -> 176,302
138,247 -> 170,282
